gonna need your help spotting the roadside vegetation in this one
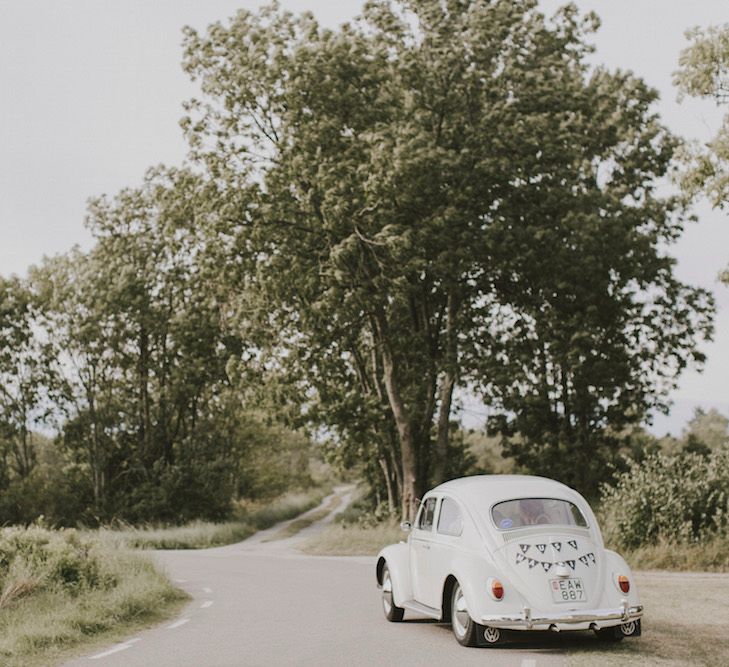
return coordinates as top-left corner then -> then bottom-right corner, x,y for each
302,521 -> 403,556
0,527 -> 186,667
263,493 -> 341,542
565,571 -> 729,667
600,441 -> 729,572
93,486 -> 332,550
302,488 -> 402,555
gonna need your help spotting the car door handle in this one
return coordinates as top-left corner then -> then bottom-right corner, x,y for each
422,544 -> 430,550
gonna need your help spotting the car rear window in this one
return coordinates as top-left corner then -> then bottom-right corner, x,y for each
491,498 -> 588,530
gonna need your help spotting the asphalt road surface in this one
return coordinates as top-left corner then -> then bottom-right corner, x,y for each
65,487 -> 568,667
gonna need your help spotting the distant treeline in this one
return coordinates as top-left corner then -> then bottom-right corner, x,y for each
0,1 -> 721,523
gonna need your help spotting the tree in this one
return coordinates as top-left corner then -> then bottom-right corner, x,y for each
682,407 -> 729,451
0,277 -> 54,483
675,23 -> 729,284
478,61 -> 714,493
181,0 -> 713,510
181,0 -> 570,516
30,168 -> 253,522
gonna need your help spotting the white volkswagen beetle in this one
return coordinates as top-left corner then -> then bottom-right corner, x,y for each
376,475 -> 643,647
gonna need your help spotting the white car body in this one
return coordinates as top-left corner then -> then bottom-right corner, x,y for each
376,475 -> 643,646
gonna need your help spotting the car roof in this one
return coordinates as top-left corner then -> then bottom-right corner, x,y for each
428,474 -> 584,509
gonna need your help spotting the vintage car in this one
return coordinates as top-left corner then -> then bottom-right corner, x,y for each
376,475 -> 643,647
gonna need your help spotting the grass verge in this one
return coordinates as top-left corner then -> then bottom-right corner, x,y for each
301,520 -> 404,555
263,494 -> 342,542
0,527 -> 187,667
92,486 -> 331,550
619,534 -> 729,572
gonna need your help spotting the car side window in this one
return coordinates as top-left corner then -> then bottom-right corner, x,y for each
417,497 -> 437,532
437,497 -> 463,537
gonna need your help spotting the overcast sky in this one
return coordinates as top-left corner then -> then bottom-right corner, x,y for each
1,0 -> 727,436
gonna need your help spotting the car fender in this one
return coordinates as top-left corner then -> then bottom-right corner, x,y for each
376,542 -> 412,606
603,549 -> 641,608
440,548 -> 514,623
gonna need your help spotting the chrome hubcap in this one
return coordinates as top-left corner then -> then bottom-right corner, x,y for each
621,621 -> 636,636
452,585 -> 469,638
382,571 -> 393,614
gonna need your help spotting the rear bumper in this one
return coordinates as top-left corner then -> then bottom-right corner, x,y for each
481,598 -> 643,630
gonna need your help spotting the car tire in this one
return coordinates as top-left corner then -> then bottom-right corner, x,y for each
594,626 -> 624,642
451,581 -> 479,646
381,563 -> 404,622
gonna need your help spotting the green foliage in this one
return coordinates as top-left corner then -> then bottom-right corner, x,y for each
682,407 -> 729,451
0,278 -> 56,487
0,527 -> 184,666
0,2 -> 717,524
600,450 -> 729,549
91,486 -> 329,549
675,23 -> 729,284
675,24 -> 729,211
181,0 -> 713,512
0,168 -> 323,527
478,60 -> 715,493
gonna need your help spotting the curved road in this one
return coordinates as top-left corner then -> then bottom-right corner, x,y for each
66,487 -> 566,667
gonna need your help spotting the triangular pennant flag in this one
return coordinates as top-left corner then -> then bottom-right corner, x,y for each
567,540 -> 578,550
588,552 -> 596,563
541,562 -> 552,573
528,558 -> 538,569
516,553 -> 525,564
536,544 -> 547,553
551,542 -> 562,551
519,544 -> 530,554
579,555 -> 589,566
566,560 -> 576,570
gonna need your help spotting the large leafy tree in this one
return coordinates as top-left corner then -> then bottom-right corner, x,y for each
675,23 -> 729,284
182,0 -> 713,512
478,64 -> 714,493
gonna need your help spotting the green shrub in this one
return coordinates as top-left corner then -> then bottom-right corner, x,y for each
0,526 -> 184,666
600,449 -> 729,549
0,527 -> 118,601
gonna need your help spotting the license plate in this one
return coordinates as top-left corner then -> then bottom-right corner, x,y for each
550,578 -> 586,603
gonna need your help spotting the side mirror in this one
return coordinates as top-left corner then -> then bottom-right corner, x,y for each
400,521 -> 412,532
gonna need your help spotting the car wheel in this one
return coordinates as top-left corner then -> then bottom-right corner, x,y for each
594,625 -> 624,642
381,563 -> 404,622
451,581 -> 479,646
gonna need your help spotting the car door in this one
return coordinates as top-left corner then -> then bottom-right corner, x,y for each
410,496 -> 437,605
426,496 -> 465,609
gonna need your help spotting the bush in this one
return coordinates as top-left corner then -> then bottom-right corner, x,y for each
0,527 -> 184,666
0,527 -> 117,601
600,449 -> 729,549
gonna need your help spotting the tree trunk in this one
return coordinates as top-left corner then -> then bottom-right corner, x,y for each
138,324 -> 152,465
378,456 -> 396,515
433,294 -> 458,485
378,335 -> 418,521
433,372 -> 455,485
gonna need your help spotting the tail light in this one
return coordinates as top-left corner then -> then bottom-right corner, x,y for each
488,577 -> 504,600
617,575 -> 630,594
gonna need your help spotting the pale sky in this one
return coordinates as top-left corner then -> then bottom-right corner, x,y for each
1,0 -> 727,435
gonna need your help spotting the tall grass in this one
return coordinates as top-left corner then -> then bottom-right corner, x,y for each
91,486 -> 331,550
619,534 -> 729,572
263,494 -> 342,542
301,521 -> 405,556
0,527 -> 186,667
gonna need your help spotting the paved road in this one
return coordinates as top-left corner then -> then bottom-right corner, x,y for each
65,488 -> 567,667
